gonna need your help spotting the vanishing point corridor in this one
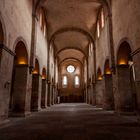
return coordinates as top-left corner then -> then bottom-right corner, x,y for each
0,103 -> 140,140
1,1 -> 140,139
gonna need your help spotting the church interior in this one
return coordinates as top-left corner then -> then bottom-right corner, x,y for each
0,0 -> 140,139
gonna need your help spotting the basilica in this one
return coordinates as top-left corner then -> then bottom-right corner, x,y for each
0,0 -> 140,139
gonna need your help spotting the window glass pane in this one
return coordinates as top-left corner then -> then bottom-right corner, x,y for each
75,76 -> 79,85
62,76 -> 68,88
75,76 -> 80,88
63,76 -> 67,86
97,21 -> 100,38
101,9 -> 105,28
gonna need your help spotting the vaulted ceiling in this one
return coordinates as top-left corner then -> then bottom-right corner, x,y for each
35,0 -> 106,64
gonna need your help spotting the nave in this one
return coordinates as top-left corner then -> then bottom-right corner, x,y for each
0,103 -> 139,140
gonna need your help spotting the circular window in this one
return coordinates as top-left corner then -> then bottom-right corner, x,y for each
67,65 -> 75,73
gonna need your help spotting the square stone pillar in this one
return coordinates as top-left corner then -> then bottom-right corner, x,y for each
95,80 -> 103,106
41,79 -> 47,108
31,74 -> 42,111
10,65 -> 29,117
92,83 -> 96,106
45,83 -> 48,108
47,82 -> 51,107
0,45 -> 14,123
116,65 -> 134,113
133,52 -> 140,115
103,74 -> 114,110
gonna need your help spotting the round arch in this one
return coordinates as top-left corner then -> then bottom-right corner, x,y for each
14,41 -> 28,65
13,37 -> 29,63
55,46 -> 87,58
117,41 -> 132,65
49,27 -> 95,47
59,57 -> 83,67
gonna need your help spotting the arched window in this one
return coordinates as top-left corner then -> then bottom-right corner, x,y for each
101,8 -> 105,28
97,21 -> 100,38
62,76 -> 68,88
37,8 -> 47,37
75,76 -> 80,88
44,23 -> 46,37
89,45 -> 91,56
39,10 -> 43,29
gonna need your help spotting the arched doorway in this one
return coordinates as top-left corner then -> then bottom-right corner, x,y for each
9,41 -> 28,116
31,59 -> 41,111
117,41 -> 137,113
103,59 -> 114,110
0,21 -> 4,62
41,68 -> 47,108
96,68 -> 103,106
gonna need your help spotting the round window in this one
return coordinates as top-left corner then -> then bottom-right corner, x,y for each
67,65 -> 75,73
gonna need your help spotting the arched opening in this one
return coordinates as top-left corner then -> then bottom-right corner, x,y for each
31,59 -> 41,111
41,68 -> 47,108
0,21 -> 4,43
0,21 -> 4,63
117,41 -> 137,112
97,68 -> 103,81
9,41 -> 28,116
103,59 -> 114,110
96,68 -> 103,106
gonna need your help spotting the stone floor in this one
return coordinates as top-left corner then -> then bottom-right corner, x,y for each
0,103 -> 140,140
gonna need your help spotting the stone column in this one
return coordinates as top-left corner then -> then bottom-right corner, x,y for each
95,80 -> 103,106
47,81 -> 51,107
103,74 -> 114,110
92,83 -> 96,106
89,86 -> 93,105
31,74 -> 42,111
11,65 -> 29,116
132,51 -> 140,115
116,65 -> 134,113
0,45 -> 15,122
53,85 -> 58,104
41,79 -> 47,108
51,84 -> 54,105
87,86 -> 90,104
85,87 -> 88,103
45,83 -> 48,108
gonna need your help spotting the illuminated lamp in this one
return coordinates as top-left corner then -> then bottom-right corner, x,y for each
32,70 -> 38,74
42,75 -> 46,80
118,59 -> 127,65
98,76 -> 103,81
18,57 -> 27,65
105,69 -> 112,75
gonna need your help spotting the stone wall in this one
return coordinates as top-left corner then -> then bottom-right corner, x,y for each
0,0 -> 48,123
